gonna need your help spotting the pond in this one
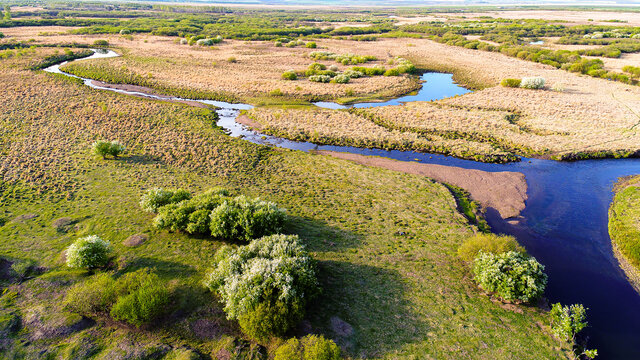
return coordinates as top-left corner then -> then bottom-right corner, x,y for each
45,50 -> 640,359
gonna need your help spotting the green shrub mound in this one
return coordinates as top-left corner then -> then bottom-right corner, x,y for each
92,140 -> 125,159
274,335 -> 342,360
152,188 -> 229,234
457,233 -> 526,263
64,268 -> 171,327
549,303 -> 598,359
209,195 -> 286,241
203,234 -> 319,339
472,251 -> 547,303
140,188 -> 191,213
351,65 -> 385,76
282,70 -> 298,80
331,74 -> 350,84
308,74 -> 332,83
500,78 -> 522,88
66,235 -> 113,270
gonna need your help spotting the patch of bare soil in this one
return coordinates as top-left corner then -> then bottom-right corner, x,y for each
236,114 -> 262,129
318,151 -> 527,219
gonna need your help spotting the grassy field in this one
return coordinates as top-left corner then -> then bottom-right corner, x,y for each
609,176 -> 640,293
0,46 -> 573,359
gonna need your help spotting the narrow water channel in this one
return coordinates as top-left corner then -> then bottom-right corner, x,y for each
45,49 -> 640,359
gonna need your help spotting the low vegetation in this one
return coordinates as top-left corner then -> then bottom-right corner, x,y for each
457,233 -> 525,263
65,235 -> 113,269
550,303 -> 598,359
274,335 -> 342,360
609,177 -> 640,291
92,140 -> 126,159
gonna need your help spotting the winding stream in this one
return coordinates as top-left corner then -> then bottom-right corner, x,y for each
46,49 -> 640,359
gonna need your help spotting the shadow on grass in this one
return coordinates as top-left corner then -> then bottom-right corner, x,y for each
118,256 -> 197,279
120,154 -> 163,165
307,260 -> 426,357
286,215 -> 362,252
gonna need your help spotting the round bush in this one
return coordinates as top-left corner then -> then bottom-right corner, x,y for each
520,76 -> 546,90
110,269 -> 171,327
140,188 -> 191,213
209,195 -> 286,241
275,335 -> 341,360
473,251 -> 547,303
331,74 -> 350,84
203,234 -> 319,339
309,74 -> 331,83
282,70 -> 298,80
500,78 -> 522,88
457,233 -> 525,263
306,42 -> 317,49
66,235 -> 113,270
92,140 -> 125,159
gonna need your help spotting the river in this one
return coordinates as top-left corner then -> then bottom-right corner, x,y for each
45,49 -> 640,359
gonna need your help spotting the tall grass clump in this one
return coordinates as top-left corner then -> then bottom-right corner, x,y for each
203,234 -> 319,340
457,233 -> 525,263
274,335 -> 342,360
520,77 -> 546,90
282,70 -> 297,80
501,78 -> 522,88
92,140 -> 125,159
473,251 -> 547,303
66,235 -> 112,270
64,268 -> 172,327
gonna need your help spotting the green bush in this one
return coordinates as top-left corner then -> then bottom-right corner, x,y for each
383,68 -> 400,76
66,235 -> 113,270
93,39 -> 109,47
92,140 -> 125,159
308,74 -> 332,83
500,78 -> 522,88
64,269 -> 172,327
274,335 -> 342,360
331,74 -> 350,84
64,273 -> 117,315
473,251 -> 547,303
153,188 -> 229,233
306,42 -> 317,49
308,62 -> 326,71
457,233 -> 526,262
282,70 -> 298,80
203,234 -> 319,339
209,195 -> 286,241
140,188 -> 191,213
110,269 -> 171,327
549,303 -> 598,359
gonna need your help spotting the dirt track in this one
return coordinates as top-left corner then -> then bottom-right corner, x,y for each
318,151 -> 528,219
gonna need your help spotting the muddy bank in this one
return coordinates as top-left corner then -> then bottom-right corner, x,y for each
236,114 -> 262,129
317,151 -> 527,219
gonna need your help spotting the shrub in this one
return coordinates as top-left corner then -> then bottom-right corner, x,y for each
549,303 -> 587,342
209,195 -> 286,241
308,62 -> 326,71
306,42 -> 317,49
140,188 -> 191,213
500,78 -> 522,88
549,303 -> 598,359
282,70 -> 298,80
153,188 -> 229,233
274,41 -> 283,47
308,74 -> 331,83
457,233 -> 525,263
274,335 -> 341,360
328,64 -> 339,72
227,56 -> 237,63
383,68 -> 400,76
343,70 -> 363,79
119,29 -> 131,35
110,269 -> 171,327
64,273 -> 117,316
92,140 -> 125,159
66,235 -> 113,270
93,39 -> 109,47
331,74 -> 350,84
203,234 -> 319,339
520,76 -> 546,89
472,251 -> 547,303
65,269 -> 172,327
270,88 -> 284,96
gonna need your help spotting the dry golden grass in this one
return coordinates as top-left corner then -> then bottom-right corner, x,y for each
439,10 -> 640,26
9,30 -> 640,159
